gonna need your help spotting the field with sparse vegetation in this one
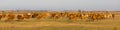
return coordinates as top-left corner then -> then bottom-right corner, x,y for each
0,11 -> 120,30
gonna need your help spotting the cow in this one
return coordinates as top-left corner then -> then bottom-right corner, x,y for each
0,14 -> 3,20
67,12 -> 78,22
17,14 -> 24,21
6,13 -> 15,21
51,12 -> 62,19
80,13 -> 90,20
23,12 -> 32,20
36,12 -> 51,19
31,13 -> 39,18
90,13 -> 110,21
101,13 -> 115,20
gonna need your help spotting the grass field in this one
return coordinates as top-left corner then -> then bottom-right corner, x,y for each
0,12 -> 120,30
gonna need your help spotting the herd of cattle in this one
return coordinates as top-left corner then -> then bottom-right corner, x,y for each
0,11 -> 115,22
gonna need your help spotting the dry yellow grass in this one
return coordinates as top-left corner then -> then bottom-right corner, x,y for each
0,11 -> 120,30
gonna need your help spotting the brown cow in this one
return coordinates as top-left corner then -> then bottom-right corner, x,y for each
90,13 -> 107,21
0,14 -> 3,20
67,12 -> 78,22
23,13 -> 32,20
36,12 -> 51,19
6,13 -> 15,21
31,13 -> 39,18
17,14 -> 24,21
80,13 -> 90,20
51,12 -> 62,19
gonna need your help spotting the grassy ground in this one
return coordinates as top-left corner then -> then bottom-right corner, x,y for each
0,12 -> 120,30
0,17 -> 120,30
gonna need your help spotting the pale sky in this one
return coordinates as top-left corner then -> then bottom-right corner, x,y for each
0,0 -> 119,11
